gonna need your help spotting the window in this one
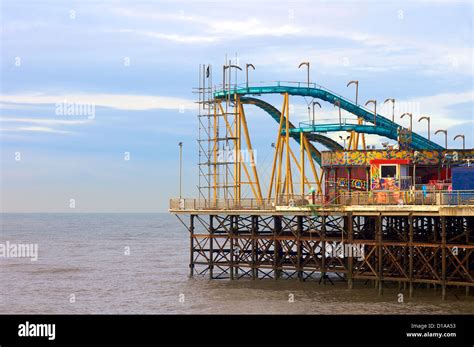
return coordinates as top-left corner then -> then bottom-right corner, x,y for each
381,165 -> 397,178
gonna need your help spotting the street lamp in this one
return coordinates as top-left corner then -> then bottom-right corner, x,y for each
225,64 -> 242,95
435,129 -> 448,149
401,112 -> 413,132
418,116 -> 431,140
178,142 -> 183,198
245,63 -> 255,89
312,101 -> 321,127
228,64 -> 242,73
339,135 -> 351,150
384,98 -> 395,122
334,99 -> 342,126
222,64 -> 228,89
365,100 -> 377,126
454,134 -> 465,150
298,61 -> 310,87
347,80 -> 359,105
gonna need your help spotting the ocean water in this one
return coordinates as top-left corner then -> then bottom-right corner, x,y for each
0,213 -> 473,314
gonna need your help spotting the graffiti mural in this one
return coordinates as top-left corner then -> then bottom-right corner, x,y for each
336,177 -> 368,190
321,149 -> 474,166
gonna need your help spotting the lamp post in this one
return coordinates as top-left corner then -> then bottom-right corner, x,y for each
227,64 -> 242,95
228,64 -> 242,73
339,135 -> 351,150
246,63 -> 255,89
222,64 -> 228,89
365,100 -> 377,126
347,80 -> 359,105
178,142 -> 183,198
454,134 -> 465,150
435,129 -> 448,149
334,99 -> 342,126
312,101 -> 321,127
418,116 -> 431,140
401,112 -> 413,132
384,98 -> 395,122
298,61 -> 310,87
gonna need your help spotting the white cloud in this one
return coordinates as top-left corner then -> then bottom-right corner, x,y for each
0,93 -> 195,111
0,117 -> 90,125
0,126 -> 72,134
117,29 -> 217,43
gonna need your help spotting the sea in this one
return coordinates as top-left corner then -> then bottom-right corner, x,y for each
1,213 -> 473,314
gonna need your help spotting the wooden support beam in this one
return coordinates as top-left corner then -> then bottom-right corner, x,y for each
297,216 -> 303,281
252,215 -> 258,280
274,216 -> 282,280
441,216 -> 447,300
209,215 -> 215,280
321,215 -> 327,284
190,214 -> 195,277
230,215 -> 235,280
347,212 -> 354,289
378,214 -> 383,295
409,214 -> 414,298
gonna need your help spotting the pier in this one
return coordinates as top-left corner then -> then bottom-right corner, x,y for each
170,63 -> 474,299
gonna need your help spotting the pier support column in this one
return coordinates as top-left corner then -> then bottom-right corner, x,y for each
441,216 -> 447,300
347,212 -> 354,289
274,216 -> 282,280
230,215 -> 235,280
377,214 -> 383,295
189,214 -> 195,277
297,216 -> 303,281
409,214 -> 414,298
321,214 -> 327,284
251,215 -> 258,280
209,215 -> 214,280
466,217 -> 471,297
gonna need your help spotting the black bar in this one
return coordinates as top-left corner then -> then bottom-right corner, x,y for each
0,314 -> 472,345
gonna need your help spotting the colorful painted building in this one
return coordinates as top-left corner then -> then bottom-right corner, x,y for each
321,149 -> 474,198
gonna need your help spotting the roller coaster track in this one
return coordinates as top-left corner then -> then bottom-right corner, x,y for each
215,83 -> 444,151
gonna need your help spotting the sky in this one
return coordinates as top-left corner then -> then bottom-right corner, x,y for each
0,0 -> 473,212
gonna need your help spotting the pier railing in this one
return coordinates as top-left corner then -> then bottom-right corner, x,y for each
169,190 -> 474,211
169,195 -> 324,211
338,190 -> 474,206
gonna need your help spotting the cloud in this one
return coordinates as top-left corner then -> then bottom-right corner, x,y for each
402,90 -> 474,129
0,93 -> 195,111
107,7 -> 472,75
0,126 -> 72,134
117,29 -> 217,43
0,117 -> 90,125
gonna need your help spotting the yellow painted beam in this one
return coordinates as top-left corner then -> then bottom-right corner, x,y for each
239,103 -> 263,200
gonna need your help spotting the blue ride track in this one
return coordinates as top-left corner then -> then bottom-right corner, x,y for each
215,83 -> 444,153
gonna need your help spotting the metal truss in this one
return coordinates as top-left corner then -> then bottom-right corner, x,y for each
179,213 -> 473,300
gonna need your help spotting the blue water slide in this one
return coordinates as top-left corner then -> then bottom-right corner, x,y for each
215,84 -> 444,151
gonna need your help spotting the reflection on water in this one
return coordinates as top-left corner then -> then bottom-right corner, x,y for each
0,213 -> 472,314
